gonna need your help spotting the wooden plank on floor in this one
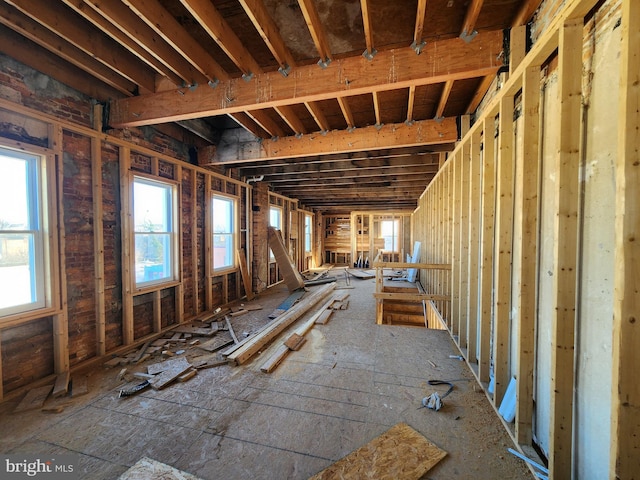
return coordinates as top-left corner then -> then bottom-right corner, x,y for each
71,376 -> 89,398
315,309 -> 333,325
309,422 -> 446,479
198,332 -> 235,352
14,385 -> 54,413
52,371 -> 70,398
149,358 -> 192,390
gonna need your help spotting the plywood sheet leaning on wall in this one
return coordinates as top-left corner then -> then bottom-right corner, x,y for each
268,227 -> 305,292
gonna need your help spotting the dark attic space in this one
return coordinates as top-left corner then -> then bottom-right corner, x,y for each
0,0 -> 638,479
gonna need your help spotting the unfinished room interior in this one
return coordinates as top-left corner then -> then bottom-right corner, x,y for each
0,0 -> 637,478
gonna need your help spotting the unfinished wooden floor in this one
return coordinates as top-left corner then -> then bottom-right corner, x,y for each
0,272 -> 531,479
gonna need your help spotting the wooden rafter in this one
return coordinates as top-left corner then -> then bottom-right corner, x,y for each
297,0 -> 333,65
274,105 -> 307,135
436,80 -> 454,118
246,109 -> 286,138
360,0 -> 375,57
407,85 -> 416,123
238,0 -> 296,73
304,101 -> 330,132
337,97 -> 355,129
0,3 -> 137,95
412,0 -> 428,53
466,75 -> 496,114
460,0 -> 484,41
180,0 -> 263,78
84,0 -> 206,86
61,0 -> 183,86
121,0 -> 229,83
5,0 -> 156,93
215,117 -> 457,163
511,0 -> 544,27
269,170 -> 439,186
372,92 -> 382,126
109,30 -> 504,127
228,112 -> 268,138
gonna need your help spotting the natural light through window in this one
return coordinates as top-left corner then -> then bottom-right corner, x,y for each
133,177 -> 176,286
269,206 -> 282,261
381,219 -> 399,252
0,147 -> 46,316
304,214 -> 312,253
212,195 -> 235,271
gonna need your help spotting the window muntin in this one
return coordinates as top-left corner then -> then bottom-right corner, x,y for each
212,195 -> 236,271
133,177 -> 177,287
304,214 -> 312,253
0,147 -> 46,316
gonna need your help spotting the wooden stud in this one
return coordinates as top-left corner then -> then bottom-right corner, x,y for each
119,147 -> 134,345
492,95 -> 515,396
91,132 -> 106,357
478,118 -> 496,387
191,172 -> 199,315
153,290 -> 162,333
204,174 -> 212,311
458,148 -> 470,349
548,19 -> 583,479
450,152 -> 461,338
466,129 -> 481,364
610,0 -> 640,476
510,24 -> 527,76
515,65 -> 541,444
51,124 -> 69,374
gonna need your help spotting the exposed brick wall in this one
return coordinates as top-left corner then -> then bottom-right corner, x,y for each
1,318 -> 54,393
252,183 -> 270,293
63,131 -> 98,364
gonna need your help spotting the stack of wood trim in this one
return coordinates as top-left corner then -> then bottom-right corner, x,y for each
226,282 -> 336,365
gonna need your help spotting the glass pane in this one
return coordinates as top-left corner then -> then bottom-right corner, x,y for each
0,155 -> 31,230
134,180 -> 170,232
270,207 -> 281,228
0,233 -> 36,309
213,233 -> 233,269
213,197 -> 232,233
135,233 -> 172,284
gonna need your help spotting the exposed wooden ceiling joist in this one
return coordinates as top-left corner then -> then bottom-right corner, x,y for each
461,0 -> 485,41
108,30 -> 504,127
214,117 -> 457,164
297,0 -> 333,65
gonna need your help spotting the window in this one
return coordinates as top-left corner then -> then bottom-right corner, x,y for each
269,206 -> 282,261
381,219 -> 400,252
133,177 -> 177,287
212,195 -> 236,271
0,147 -> 47,316
304,214 -> 312,253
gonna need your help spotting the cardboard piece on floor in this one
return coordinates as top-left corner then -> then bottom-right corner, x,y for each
267,226 -> 305,292
14,385 -> 54,413
308,423 -> 447,480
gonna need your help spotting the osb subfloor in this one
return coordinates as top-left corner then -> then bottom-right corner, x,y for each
0,271 -> 532,479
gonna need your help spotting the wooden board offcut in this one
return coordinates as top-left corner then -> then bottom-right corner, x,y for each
119,457 -> 203,480
308,423 -> 446,480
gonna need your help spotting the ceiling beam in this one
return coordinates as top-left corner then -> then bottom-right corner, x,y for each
274,105 -> 307,135
84,0 -> 207,86
436,80 -> 454,118
0,3 -> 137,96
109,29 -> 504,127
460,0 -> 484,42
373,91 -> 382,126
214,116 -> 457,163
175,119 -> 222,145
5,0 -> 156,93
297,0 -> 332,65
268,171 -> 438,186
179,0 -> 262,78
256,165 -> 439,181
238,0 -> 296,74
120,0 -> 229,84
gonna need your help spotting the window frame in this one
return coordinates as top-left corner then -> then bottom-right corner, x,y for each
304,213 -> 313,254
131,174 -> 180,290
0,144 -> 56,321
269,206 -> 283,262
211,193 -> 238,273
